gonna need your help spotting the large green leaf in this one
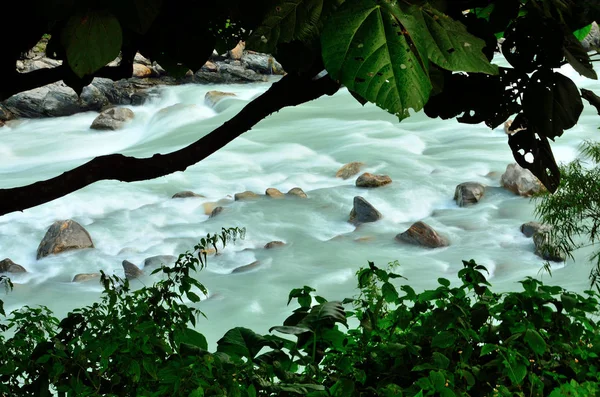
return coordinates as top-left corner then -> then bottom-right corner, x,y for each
61,11 -> 123,78
174,327 -> 208,351
216,327 -> 276,361
524,329 -> 547,355
299,301 -> 347,330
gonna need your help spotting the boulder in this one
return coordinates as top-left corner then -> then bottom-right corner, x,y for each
72,273 -> 100,283
202,61 -> 218,72
133,64 -> 153,78
204,90 -> 236,107
172,191 -> 204,199
4,82 -> 84,118
287,187 -> 308,198
144,255 -> 177,269
0,104 -> 12,121
202,202 -> 219,215
241,52 -> 284,75
122,260 -> 144,280
395,222 -> 449,248
356,173 -> 392,188
235,191 -> 259,201
533,231 -> 566,262
210,206 -> 224,218
336,162 -> 365,179
454,182 -> 485,207
229,41 -> 246,60
349,196 -> 382,224
265,241 -> 286,249
521,221 -> 551,238
231,260 -> 260,274
90,107 -> 135,131
0,258 -> 27,273
582,22 -> 600,51
501,163 -> 545,197
197,63 -> 267,83
37,220 -> 94,259
266,188 -> 285,198
134,52 -> 152,66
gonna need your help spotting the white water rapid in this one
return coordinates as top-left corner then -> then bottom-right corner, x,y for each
1,61 -> 599,348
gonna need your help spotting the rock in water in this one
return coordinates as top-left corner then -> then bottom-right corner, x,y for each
172,191 -> 205,198
266,188 -> 285,198
72,273 -> 100,283
395,222 -> 449,248
265,241 -> 286,249
501,163 -> 545,197
0,258 -> 27,273
204,91 -> 236,107
356,173 -> 392,188
122,260 -> 144,280
287,187 -> 307,198
454,182 -> 485,207
144,255 -> 177,269
90,107 -> 135,131
210,206 -> 224,218
37,220 -> 94,259
521,221 -> 551,238
231,260 -> 260,274
349,196 -> 382,224
533,231 -> 566,262
234,191 -> 259,201
336,162 -> 365,179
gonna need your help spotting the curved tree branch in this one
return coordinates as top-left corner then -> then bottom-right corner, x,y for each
0,73 -> 340,216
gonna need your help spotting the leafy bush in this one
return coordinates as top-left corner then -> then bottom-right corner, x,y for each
1,231 -> 599,396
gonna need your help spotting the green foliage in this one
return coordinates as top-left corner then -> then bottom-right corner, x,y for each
535,140 -> 600,289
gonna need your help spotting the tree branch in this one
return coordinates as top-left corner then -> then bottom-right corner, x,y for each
0,73 -> 340,216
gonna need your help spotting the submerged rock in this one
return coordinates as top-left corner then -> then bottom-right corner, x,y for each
122,260 -> 144,280
204,90 -> 236,107
234,191 -> 259,201
521,221 -> 551,238
533,230 -> 566,262
90,107 -> 135,131
287,187 -> 307,198
501,163 -> 545,197
231,260 -> 260,274
37,220 -> 94,259
349,196 -> 382,225
0,258 -> 27,273
356,173 -> 392,188
266,188 -> 285,198
336,162 -> 364,179
395,222 -> 449,248
172,191 -> 205,199
72,273 -> 100,283
454,182 -> 485,207
210,206 -> 224,218
264,241 -> 286,249
144,255 -> 177,269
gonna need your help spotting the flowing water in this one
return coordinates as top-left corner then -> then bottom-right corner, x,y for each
1,61 -> 600,348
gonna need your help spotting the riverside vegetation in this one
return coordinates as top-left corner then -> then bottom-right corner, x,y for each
1,227 -> 599,396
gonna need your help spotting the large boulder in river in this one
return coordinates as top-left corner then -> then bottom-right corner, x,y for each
90,107 -> 135,131
0,258 -> 27,273
396,222 -> 449,248
123,260 -> 144,280
349,196 -> 382,224
235,191 -> 259,201
356,173 -> 392,188
521,221 -> 551,238
287,187 -> 307,198
241,52 -> 284,75
501,163 -> 545,197
533,231 -> 566,262
266,188 -> 285,198
205,90 -> 236,107
454,182 -> 485,207
37,220 -> 94,259
336,162 -> 365,179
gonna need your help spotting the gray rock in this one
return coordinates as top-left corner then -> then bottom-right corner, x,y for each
37,220 -> 94,259
90,107 -> 135,131
336,162 -> 365,179
122,260 -> 144,280
195,63 -> 267,84
0,104 -> 12,121
454,182 -> 486,207
72,273 -> 100,283
231,260 -> 261,274
349,196 -> 382,224
144,255 -> 177,269
0,258 -> 27,273
266,188 -> 285,198
521,221 -> 551,238
582,22 -> 600,51
204,90 -> 236,107
356,173 -> 392,188
210,206 -> 224,218
287,187 -> 307,198
172,191 -> 205,199
395,222 -> 449,248
134,52 -> 152,66
265,241 -> 286,249
501,163 -> 545,197
241,52 -> 284,75
533,231 -> 566,262
4,82 -> 82,118
234,191 -> 259,201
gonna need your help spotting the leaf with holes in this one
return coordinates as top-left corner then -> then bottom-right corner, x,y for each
522,70 -> 584,140
61,11 -> 123,78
